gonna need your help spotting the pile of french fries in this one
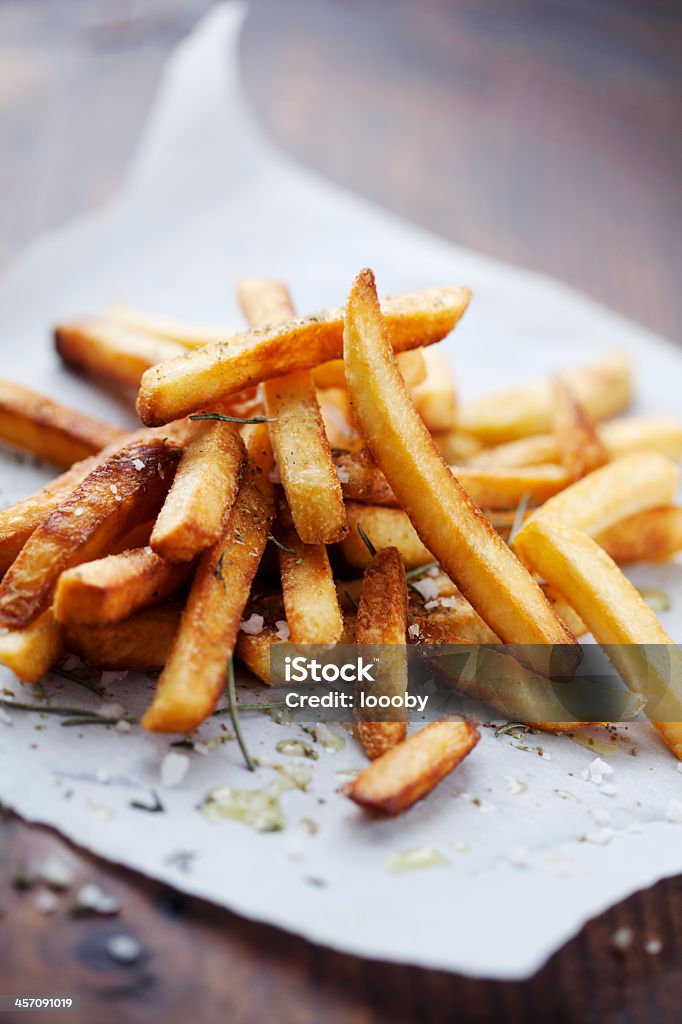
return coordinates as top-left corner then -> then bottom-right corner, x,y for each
1,268 -> 682,815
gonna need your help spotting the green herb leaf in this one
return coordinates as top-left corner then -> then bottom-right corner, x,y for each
226,659 -> 255,771
268,533 -> 296,555
357,522 -> 376,558
189,412 -> 276,425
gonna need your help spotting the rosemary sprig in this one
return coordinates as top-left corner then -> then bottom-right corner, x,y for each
189,412 -> 275,425
0,697 -> 105,719
344,589 -> 360,611
268,533 -> 296,555
61,716 -> 129,728
226,658 -> 255,771
357,522 -> 376,558
495,722 -> 531,738
405,561 -> 440,580
507,491 -> 531,548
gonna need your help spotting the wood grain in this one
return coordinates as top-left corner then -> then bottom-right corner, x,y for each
1,1 -> 681,1020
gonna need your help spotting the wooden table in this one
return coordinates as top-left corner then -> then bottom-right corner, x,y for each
1,2 -> 681,1020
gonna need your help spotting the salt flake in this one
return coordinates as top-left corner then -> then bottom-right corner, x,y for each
161,752 -> 190,788
239,613 -> 264,635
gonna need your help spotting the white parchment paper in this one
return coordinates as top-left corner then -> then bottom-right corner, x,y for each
1,2 -> 681,979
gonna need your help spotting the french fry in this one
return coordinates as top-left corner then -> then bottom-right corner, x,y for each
276,508 -> 343,644
313,349 -> 426,390
514,453 -> 679,552
0,455 -> 100,575
355,546 -> 409,759
142,425 -> 276,732
54,547 -> 192,627
0,437 -> 181,628
600,416 -> 682,463
340,504 -> 432,570
458,350 -> 631,443
343,269 -> 579,675
238,277 -> 347,545
317,387 -> 361,450
411,348 -> 457,431
517,519 -> 682,758
0,378 -> 126,467
431,430 -> 484,464
596,506 -> 682,564
337,450 -> 571,510
551,377 -> 608,479
410,605 -> 499,645
62,604 -> 181,671
107,304 -> 233,348
151,419 -> 245,561
344,718 -> 479,815
137,285 -> 471,425
236,610 -> 357,684
0,609 -> 61,683
468,415 -> 682,469
56,319 -> 186,389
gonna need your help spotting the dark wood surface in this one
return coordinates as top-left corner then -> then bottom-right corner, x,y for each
1,2 -> 681,1021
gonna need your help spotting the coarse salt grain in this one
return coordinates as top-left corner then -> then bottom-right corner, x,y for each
665,798 -> 682,823
133,459 -> 145,471
275,620 -> 290,641
611,927 -> 634,954
98,701 -> 126,719
336,466 -> 351,484
37,857 -> 73,890
76,883 -> 120,915
407,624 -> 421,640
106,934 -> 142,963
585,827 -> 615,845
411,578 -> 439,601
239,614 -> 264,635
644,937 -> 663,955
34,890 -> 59,914
161,752 -> 190,788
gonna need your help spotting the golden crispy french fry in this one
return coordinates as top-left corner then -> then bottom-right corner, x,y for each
517,519 -> 682,758
344,719 -> 479,815
336,450 -> 571,511
514,453 -> 679,553
142,425 -> 276,732
355,547 -> 408,759
458,350 -> 631,443
600,416 -> 682,463
107,304 -> 233,348
317,387 -> 362,451
340,504 -> 432,570
137,286 -> 471,425
54,547 -> 192,627
411,348 -> 457,431
596,506 -> 682,564
55,319 -> 186,389
0,378 -> 126,467
62,604 -> 181,671
0,437 -> 180,629
312,349 -> 426,390
469,416 -> 682,470
541,584 -> 588,638
0,609 -> 61,683
151,419 -> 245,561
276,512 -> 343,644
551,377 -> 608,480
0,455 -> 100,575
431,429 -> 484,464
238,277 -> 347,545
236,610 -> 357,684
343,269 -> 579,674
